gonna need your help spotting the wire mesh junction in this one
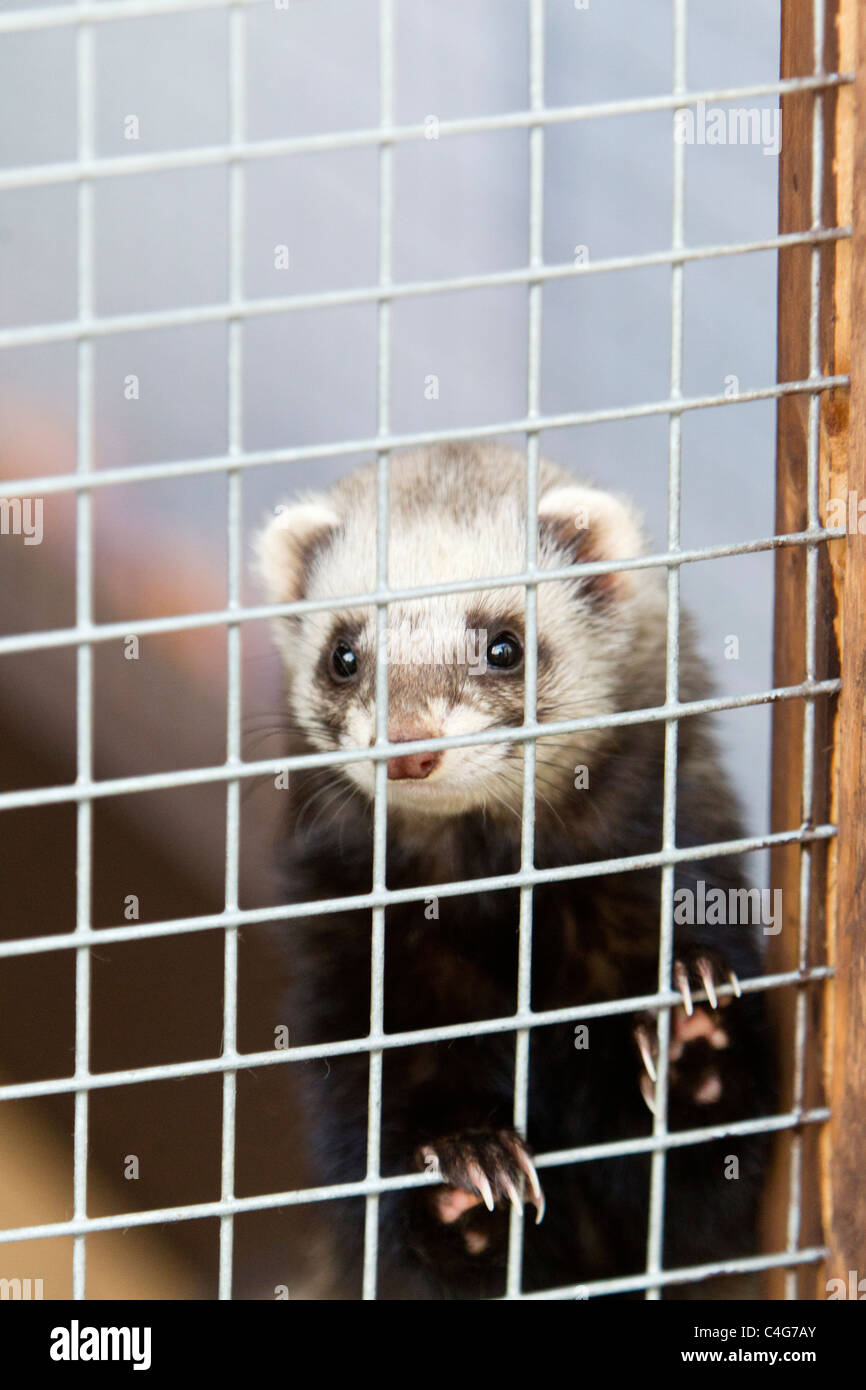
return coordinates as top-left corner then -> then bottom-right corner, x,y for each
0,0 -> 849,1300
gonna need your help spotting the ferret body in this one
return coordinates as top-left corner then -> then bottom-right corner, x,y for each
258,442 -> 774,1300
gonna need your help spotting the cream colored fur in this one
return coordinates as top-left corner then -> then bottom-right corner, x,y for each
255,443 -> 666,820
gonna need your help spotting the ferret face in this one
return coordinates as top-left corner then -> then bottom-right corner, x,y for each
257,445 -> 661,821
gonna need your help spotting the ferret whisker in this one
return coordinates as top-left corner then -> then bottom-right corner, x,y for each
240,772 -> 280,804
480,780 -> 524,829
294,779 -> 347,836
496,767 -> 569,833
306,782 -> 361,841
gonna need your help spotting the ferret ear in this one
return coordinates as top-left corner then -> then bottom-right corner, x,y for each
256,499 -> 340,604
537,485 -> 645,601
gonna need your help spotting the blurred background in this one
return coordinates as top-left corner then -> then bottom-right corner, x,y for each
0,0 -> 782,1297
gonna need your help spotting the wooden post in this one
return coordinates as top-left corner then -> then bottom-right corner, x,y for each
765,0 -> 859,1297
822,0 -> 866,1294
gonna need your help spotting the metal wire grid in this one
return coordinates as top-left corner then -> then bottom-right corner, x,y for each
0,0 -> 849,1300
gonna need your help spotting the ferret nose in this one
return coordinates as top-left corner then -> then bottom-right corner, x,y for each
386,726 -> 443,781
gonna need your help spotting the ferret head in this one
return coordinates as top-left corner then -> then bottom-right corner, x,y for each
256,444 -> 664,823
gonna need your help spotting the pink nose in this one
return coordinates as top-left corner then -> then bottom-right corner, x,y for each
386,727 -> 443,781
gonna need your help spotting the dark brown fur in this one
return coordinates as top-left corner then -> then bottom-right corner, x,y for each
260,447 -> 775,1299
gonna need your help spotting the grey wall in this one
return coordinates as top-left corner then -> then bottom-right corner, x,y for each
0,0 -> 782,880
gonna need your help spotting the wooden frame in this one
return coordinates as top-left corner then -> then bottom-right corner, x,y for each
766,0 -> 863,1298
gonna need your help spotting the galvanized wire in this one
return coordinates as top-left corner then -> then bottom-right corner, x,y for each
0,0 -> 846,1301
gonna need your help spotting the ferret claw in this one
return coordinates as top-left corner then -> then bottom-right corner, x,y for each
696,957 -> 718,1011
515,1147 -> 546,1225
502,1175 -> 523,1214
466,1162 -> 496,1213
635,1023 -> 658,1083
673,960 -> 694,1016
640,1072 -> 657,1115
728,969 -> 742,998
422,1131 -> 544,1225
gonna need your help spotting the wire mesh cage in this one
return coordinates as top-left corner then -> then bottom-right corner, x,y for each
0,0 -> 862,1302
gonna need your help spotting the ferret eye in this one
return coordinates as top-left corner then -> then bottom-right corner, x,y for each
331,640 -> 359,682
486,633 -> 523,671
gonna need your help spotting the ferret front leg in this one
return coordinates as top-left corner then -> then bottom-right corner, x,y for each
380,1040 -> 543,1284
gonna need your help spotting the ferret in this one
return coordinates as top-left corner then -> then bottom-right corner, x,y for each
256,441 -> 774,1300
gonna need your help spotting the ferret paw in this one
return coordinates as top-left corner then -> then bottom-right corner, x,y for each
634,949 -> 740,1113
417,1128 -> 545,1227
670,945 -> 741,1017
